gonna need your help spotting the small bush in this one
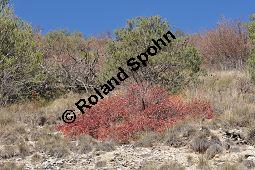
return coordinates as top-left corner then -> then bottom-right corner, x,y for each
190,134 -> 210,153
206,144 -> 222,159
0,145 -> 19,159
210,135 -> 222,146
247,128 -> 255,146
31,153 -> 42,163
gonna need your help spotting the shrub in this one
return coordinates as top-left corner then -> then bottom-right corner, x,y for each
41,30 -> 101,94
58,84 -> 213,142
247,128 -> 255,146
206,144 -> 222,159
190,134 -> 210,153
190,19 -> 251,70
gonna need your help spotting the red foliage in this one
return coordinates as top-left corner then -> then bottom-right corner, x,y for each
57,84 -> 213,141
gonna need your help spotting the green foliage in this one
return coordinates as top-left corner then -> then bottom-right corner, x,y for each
102,16 -> 168,78
248,52 -> 255,84
150,38 -> 202,92
103,16 -> 202,93
246,20 -> 255,45
0,0 -> 9,13
0,9 -> 43,104
246,14 -> 255,84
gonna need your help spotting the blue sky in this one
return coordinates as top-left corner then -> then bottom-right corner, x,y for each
12,0 -> 255,37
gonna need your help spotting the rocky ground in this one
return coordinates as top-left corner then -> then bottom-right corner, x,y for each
1,128 -> 255,170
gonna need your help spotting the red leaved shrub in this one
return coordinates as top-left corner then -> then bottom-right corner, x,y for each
57,84 -> 213,141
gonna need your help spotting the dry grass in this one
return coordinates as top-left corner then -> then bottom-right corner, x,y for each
218,162 -> 246,170
197,155 -> 211,170
159,161 -> 185,170
0,161 -> 25,170
162,124 -> 196,148
139,160 -> 184,170
134,132 -> 159,148
0,92 -> 88,162
185,70 -> 255,129
36,132 -> 70,158
31,153 -> 42,163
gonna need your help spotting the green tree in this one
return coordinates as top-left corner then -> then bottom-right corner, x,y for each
246,13 -> 255,84
0,0 -> 9,13
247,14 -> 255,45
103,16 -> 202,93
0,9 -> 43,105
248,53 -> 255,84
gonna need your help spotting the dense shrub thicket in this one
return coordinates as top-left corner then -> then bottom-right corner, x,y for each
57,84 -> 213,141
0,11 -> 203,105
